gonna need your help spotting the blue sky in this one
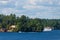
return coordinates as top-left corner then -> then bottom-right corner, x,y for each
0,0 -> 60,19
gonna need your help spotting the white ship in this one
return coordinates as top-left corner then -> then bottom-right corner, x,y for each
43,27 -> 52,31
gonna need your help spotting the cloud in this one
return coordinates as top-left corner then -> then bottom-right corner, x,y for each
1,8 -> 27,16
1,8 -> 15,15
27,0 -> 37,5
0,1 -> 8,4
0,0 -> 60,19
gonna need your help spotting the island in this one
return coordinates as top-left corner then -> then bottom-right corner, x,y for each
0,14 -> 60,32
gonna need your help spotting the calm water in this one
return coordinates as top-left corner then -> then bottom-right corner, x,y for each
0,30 -> 60,40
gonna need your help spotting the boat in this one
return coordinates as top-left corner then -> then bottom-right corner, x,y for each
43,27 -> 52,31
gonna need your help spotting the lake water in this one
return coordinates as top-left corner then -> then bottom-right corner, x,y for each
0,30 -> 60,40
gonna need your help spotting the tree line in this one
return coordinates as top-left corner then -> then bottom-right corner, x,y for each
0,14 -> 60,32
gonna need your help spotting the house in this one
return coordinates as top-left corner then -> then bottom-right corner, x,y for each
43,27 -> 53,31
10,25 -> 16,28
0,28 -> 7,32
7,25 -> 16,32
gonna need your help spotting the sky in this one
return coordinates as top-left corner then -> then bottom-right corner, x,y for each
0,0 -> 60,19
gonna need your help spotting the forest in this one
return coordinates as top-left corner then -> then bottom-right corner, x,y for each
0,14 -> 60,32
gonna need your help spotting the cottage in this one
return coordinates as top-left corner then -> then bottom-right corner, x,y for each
7,25 -> 16,32
0,28 -> 7,32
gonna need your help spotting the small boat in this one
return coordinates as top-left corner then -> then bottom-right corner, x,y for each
18,31 -> 22,33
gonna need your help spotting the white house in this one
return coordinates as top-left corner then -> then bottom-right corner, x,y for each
7,25 -> 16,32
43,27 -> 52,31
10,25 -> 16,28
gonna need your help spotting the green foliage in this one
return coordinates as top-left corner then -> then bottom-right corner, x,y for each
0,14 -> 60,32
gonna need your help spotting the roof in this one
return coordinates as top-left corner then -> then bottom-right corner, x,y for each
10,25 -> 16,28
